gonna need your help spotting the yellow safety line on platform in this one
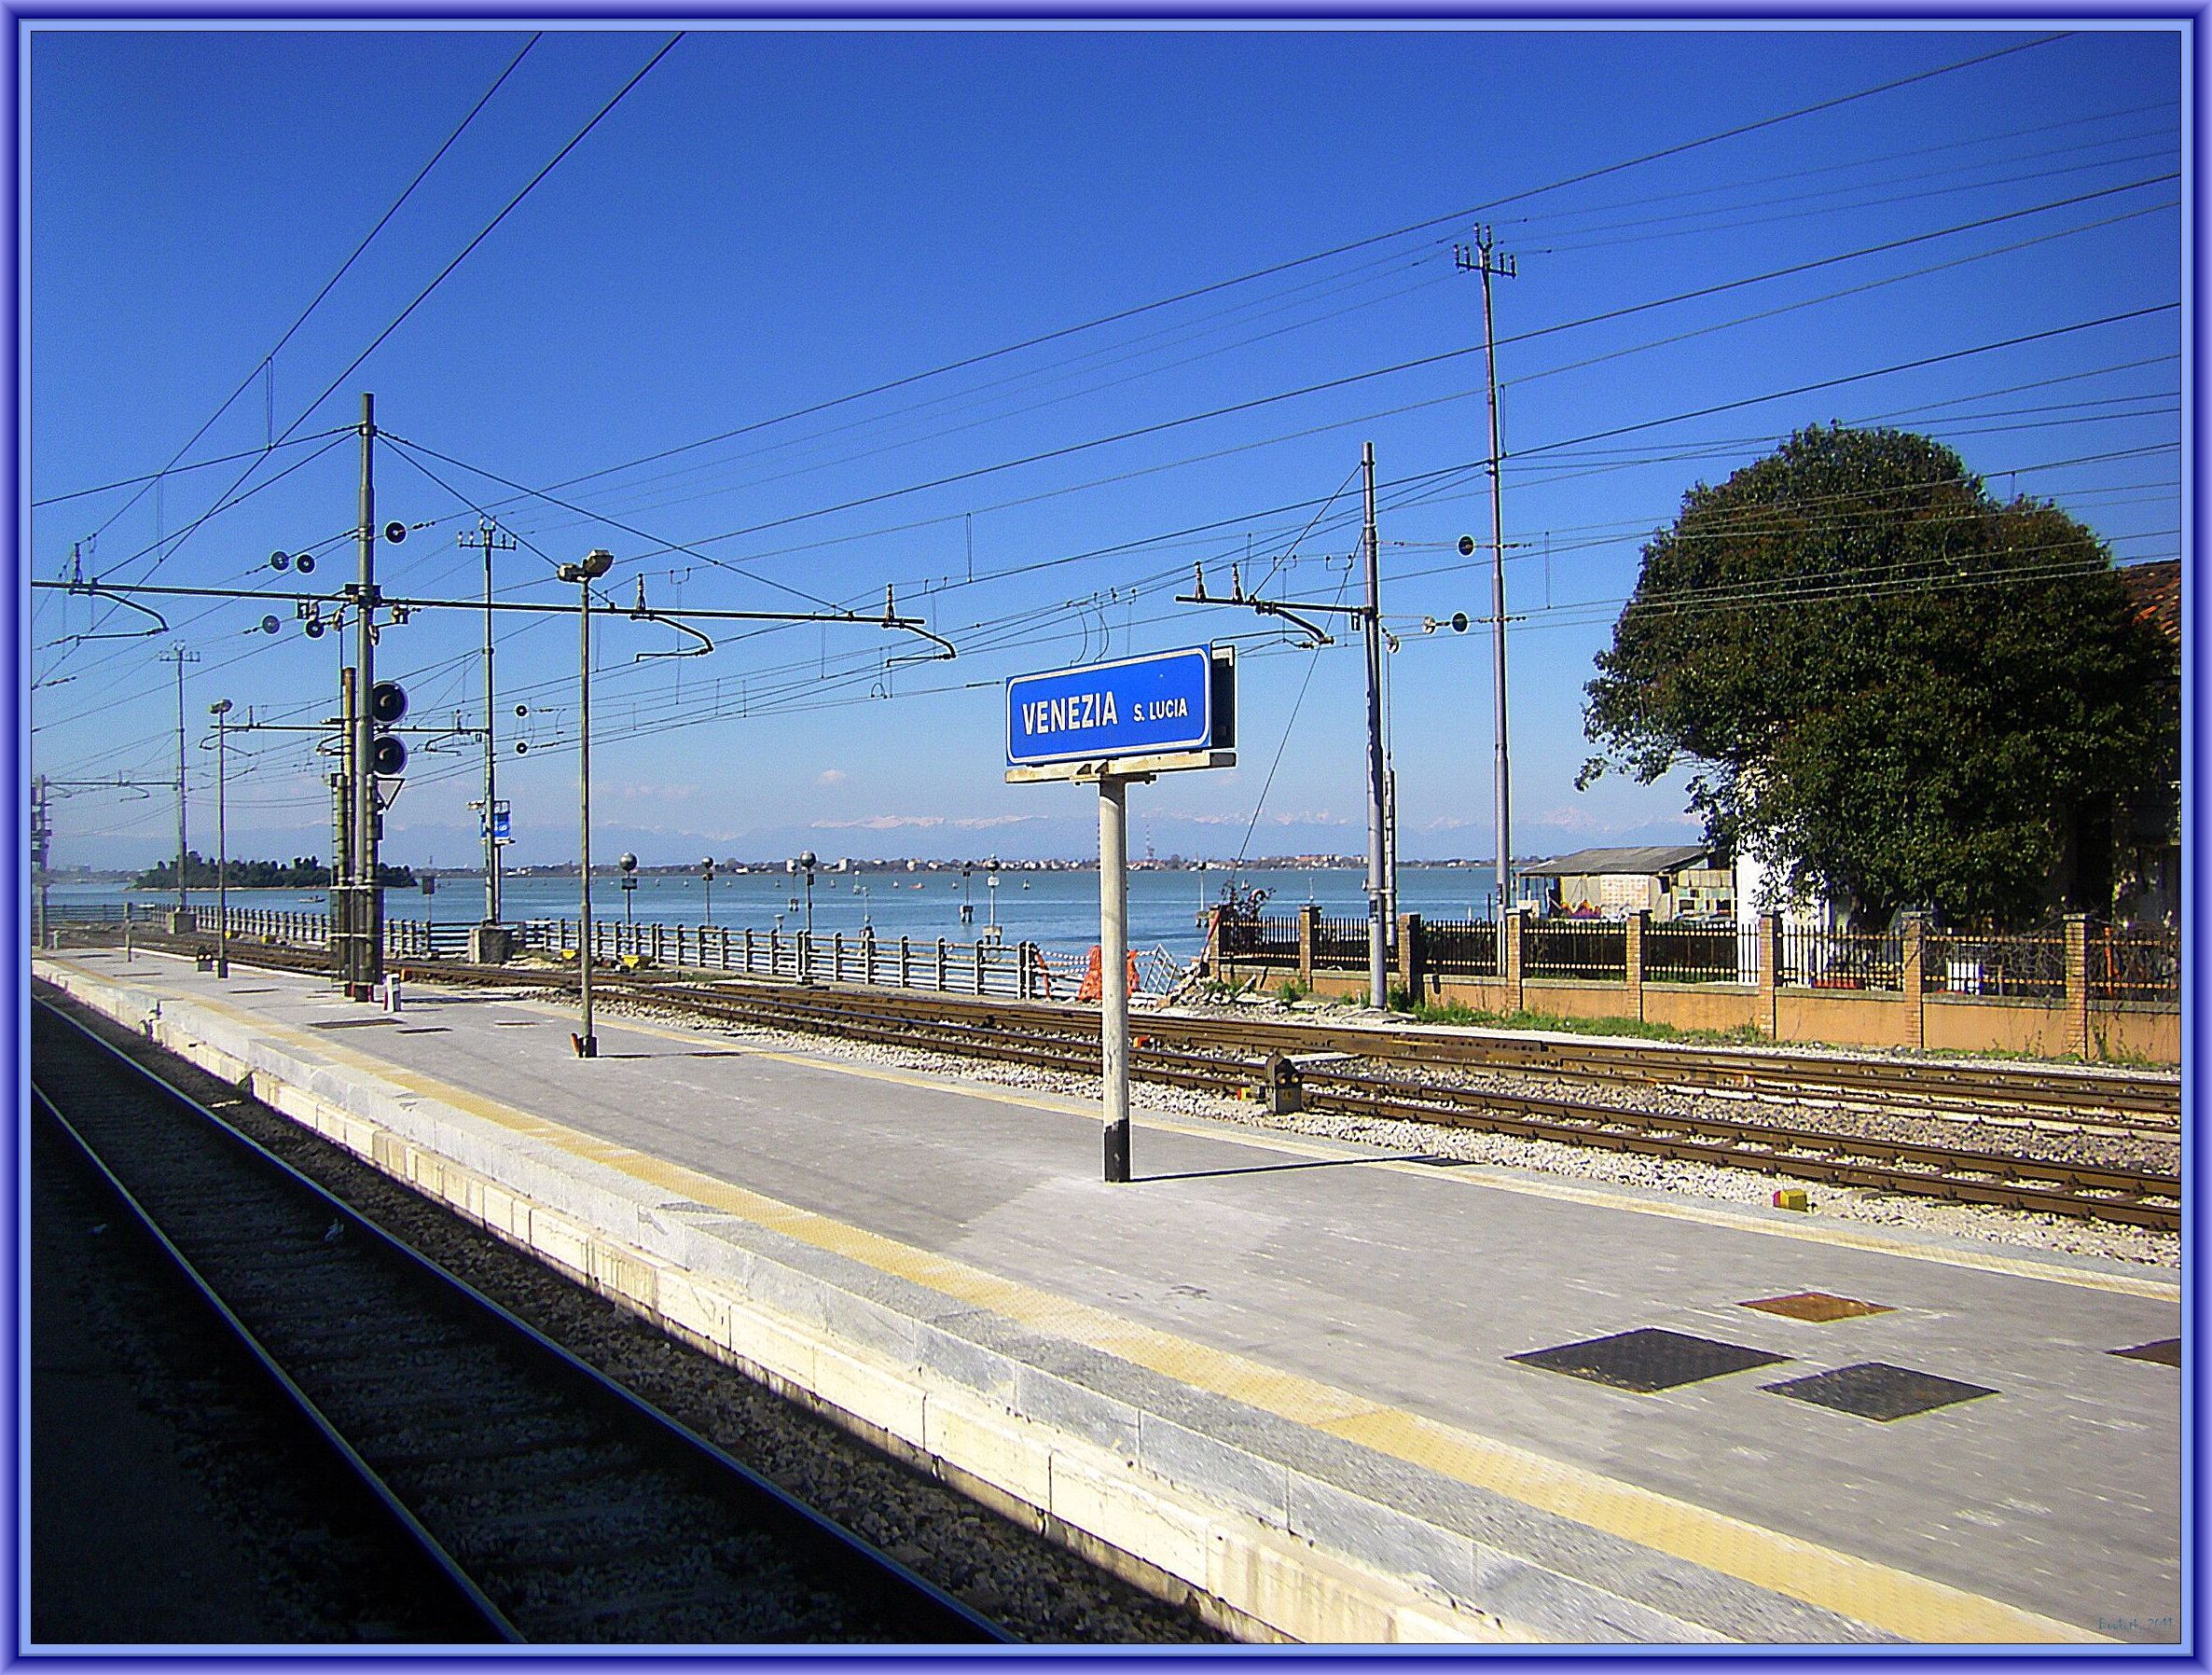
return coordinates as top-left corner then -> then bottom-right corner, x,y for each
42,957 -> 2126,1646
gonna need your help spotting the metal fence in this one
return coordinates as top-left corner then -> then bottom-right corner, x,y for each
1523,919 -> 1628,980
546,920 -> 1051,999
1778,925 -> 1902,991
178,903 -> 430,957
1217,914 -> 1299,968
1642,921 -> 1758,984
43,902 -> 134,923
2089,924 -> 2181,1006
1925,932 -> 2067,1000
1423,919 -> 1500,978
1312,915 -> 1369,966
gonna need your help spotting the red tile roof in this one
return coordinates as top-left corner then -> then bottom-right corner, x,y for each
2117,559 -> 2179,647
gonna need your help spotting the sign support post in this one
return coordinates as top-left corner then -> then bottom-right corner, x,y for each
1005,644 -> 1236,1184
1099,774 -> 1132,1183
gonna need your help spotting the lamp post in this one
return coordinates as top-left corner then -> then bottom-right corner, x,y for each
558,547 -> 614,1057
987,857 -> 1000,938
209,699 -> 232,977
961,865 -> 974,925
790,850 -> 817,982
701,856 -> 716,925
620,851 -> 638,925
858,882 -> 871,929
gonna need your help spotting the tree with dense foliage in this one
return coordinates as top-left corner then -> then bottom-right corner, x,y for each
1579,424 -> 2176,929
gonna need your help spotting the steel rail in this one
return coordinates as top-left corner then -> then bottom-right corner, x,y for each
31,996 -> 1011,1645
30,1080 -> 519,1643
52,934 -> 2178,1227
70,924 -> 2177,1117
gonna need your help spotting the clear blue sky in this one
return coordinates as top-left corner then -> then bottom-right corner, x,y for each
24,23 -> 2183,873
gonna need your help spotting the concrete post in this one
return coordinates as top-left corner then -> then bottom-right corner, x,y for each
1396,912 -> 1420,1001
1297,905 -> 1318,987
1625,909 -> 1648,1022
1901,912 -> 1927,1049
2064,912 -> 2092,1059
1503,907 -> 1526,1013
1758,913 -> 1781,1039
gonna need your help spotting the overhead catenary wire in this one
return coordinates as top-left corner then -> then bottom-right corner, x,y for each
72,34 -> 543,544
408,34 -> 2066,521
431,178 -> 2176,573
95,32 -> 682,606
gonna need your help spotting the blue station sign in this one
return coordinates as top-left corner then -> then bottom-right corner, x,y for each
1006,645 -> 1219,768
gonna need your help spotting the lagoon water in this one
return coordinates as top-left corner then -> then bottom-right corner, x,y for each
49,866 -> 1516,960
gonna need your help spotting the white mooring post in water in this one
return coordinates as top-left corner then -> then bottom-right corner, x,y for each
1005,645 -> 1236,1184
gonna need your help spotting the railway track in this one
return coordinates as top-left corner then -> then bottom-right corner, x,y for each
52,934 -> 2181,1230
31,997 -> 1010,1646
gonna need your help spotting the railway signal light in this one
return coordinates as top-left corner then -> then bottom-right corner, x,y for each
370,681 -> 408,776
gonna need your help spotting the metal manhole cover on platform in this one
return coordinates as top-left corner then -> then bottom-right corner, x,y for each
1763,1362 -> 1996,1421
1509,1327 -> 1790,1392
2110,1338 -> 2181,1366
1740,1292 -> 1893,1322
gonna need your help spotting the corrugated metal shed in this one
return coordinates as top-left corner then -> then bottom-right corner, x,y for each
1519,845 -> 1712,878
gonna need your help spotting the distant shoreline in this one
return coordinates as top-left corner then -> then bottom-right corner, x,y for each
101,859 -> 1517,886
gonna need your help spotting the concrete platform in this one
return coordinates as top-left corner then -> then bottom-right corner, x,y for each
34,949 -> 2183,1645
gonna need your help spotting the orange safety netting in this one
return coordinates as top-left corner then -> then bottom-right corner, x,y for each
1073,944 -> 1142,1004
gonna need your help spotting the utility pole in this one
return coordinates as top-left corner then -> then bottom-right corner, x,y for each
31,775 -> 50,949
350,393 -> 380,1001
1458,229 -> 1516,934
1176,442 -> 1391,1007
334,669 -> 356,986
158,644 -> 201,931
210,699 -> 233,977
1361,442 -> 1389,1008
461,515 -> 516,928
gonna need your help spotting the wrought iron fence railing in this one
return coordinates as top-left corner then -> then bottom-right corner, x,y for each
1217,914 -> 1299,967
1423,919 -> 1500,978
1312,915 -> 1369,966
1778,926 -> 1902,991
1642,921 -> 1758,984
2089,924 -> 2180,1007
1925,934 -> 2066,1000
1523,920 -> 1628,980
